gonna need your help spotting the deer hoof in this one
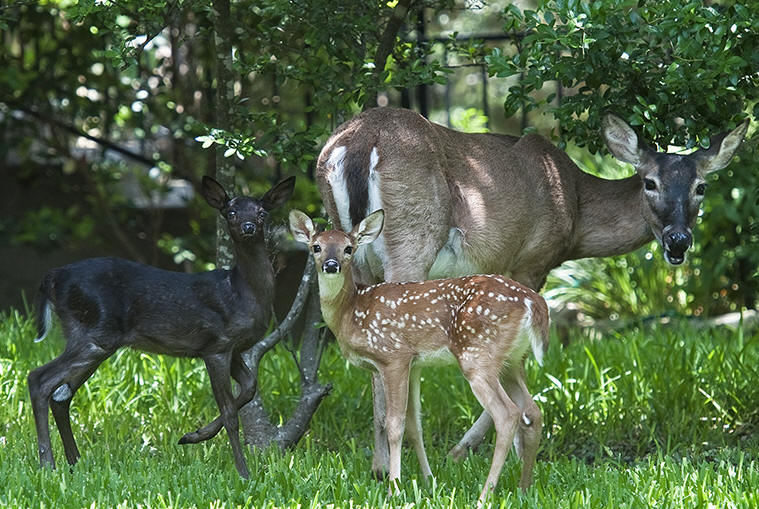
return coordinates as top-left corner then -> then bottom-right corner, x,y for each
178,431 -> 199,445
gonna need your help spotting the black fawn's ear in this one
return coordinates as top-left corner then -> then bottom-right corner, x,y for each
201,176 -> 231,210
352,209 -> 384,246
289,209 -> 316,244
602,113 -> 649,169
693,119 -> 749,176
262,176 -> 296,211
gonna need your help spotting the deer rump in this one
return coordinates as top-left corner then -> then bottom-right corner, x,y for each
316,107 -> 578,289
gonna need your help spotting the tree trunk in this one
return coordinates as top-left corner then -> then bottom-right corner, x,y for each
211,0 -> 235,269
364,0 -> 414,110
239,257 -> 332,449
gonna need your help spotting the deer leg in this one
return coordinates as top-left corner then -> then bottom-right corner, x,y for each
448,411 -> 492,461
203,352 -> 250,479
370,371 -> 390,480
464,372 -> 520,507
49,354 -> 108,467
501,365 -> 542,490
380,361 -> 411,495
179,353 -> 257,445
404,364 -> 432,480
28,342 -> 110,469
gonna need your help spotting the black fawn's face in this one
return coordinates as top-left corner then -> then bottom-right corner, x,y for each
310,231 -> 355,277
221,197 -> 269,243
201,175 -> 296,244
638,153 -> 706,265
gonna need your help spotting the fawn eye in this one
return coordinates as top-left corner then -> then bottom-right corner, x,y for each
227,210 -> 237,219
259,210 -> 268,220
643,178 -> 657,191
344,246 -> 353,255
695,183 -> 706,196
312,245 -> 321,253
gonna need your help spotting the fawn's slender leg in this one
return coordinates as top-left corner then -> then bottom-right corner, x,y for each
404,364 -> 432,479
370,371 -> 390,479
462,370 -> 520,506
50,351 -> 110,466
28,341 -> 110,468
204,352 -> 250,479
380,360 -> 412,493
180,352 -> 257,444
501,364 -> 542,490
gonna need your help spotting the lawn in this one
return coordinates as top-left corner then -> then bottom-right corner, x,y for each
1,308 -> 758,508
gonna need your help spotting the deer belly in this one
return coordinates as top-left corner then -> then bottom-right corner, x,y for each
428,227 -> 483,279
415,347 -> 457,367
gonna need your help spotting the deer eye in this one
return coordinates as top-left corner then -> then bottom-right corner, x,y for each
344,246 -> 353,255
258,210 -> 268,220
643,178 -> 657,191
312,245 -> 321,253
227,210 -> 237,219
695,183 -> 706,196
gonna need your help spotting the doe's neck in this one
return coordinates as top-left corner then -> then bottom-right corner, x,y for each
571,173 -> 654,260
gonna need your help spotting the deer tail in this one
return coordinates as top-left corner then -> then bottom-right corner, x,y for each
33,273 -> 54,343
525,297 -> 550,366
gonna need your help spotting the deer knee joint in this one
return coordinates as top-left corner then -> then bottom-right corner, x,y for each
52,383 -> 72,402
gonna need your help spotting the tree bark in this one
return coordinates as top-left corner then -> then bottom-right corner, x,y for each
364,0 -> 414,110
211,0 -> 235,269
240,257 -> 332,449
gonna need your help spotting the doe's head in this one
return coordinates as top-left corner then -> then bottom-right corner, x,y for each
289,209 -> 384,277
602,114 -> 749,265
201,176 -> 295,242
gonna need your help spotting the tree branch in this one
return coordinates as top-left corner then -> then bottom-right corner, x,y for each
12,105 -> 159,167
365,0 -> 414,109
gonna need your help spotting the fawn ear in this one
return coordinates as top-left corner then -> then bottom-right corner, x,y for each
693,120 -> 749,175
352,209 -> 384,246
289,210 -> 316,244
201,176 -> 231,210
262,176 -> 296,210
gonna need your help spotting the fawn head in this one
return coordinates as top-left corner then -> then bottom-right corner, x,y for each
602,115 -> 748,265
202,176 -> 295,243
289,209 -> 385,276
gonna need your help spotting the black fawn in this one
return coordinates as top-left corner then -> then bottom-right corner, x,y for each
290,209 -> 549,504
28,175 -> 295,478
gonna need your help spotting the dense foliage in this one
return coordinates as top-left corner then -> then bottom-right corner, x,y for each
486,0 -> 759,316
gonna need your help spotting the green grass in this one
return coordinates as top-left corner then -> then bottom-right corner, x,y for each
2,308 -> 758,508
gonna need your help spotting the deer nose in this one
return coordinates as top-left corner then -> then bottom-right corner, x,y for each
665,230 -> 691,253
241,222 -> 256,235
323,259 -> 340,274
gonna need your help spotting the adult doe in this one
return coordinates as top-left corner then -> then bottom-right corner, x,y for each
316,107 -> 749,471
290,209 -> 549,504
28,175 -> 295,478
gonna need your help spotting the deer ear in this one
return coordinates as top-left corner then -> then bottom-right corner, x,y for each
262,176 -> 296,210
693,120 -> 749,175
289,209 -> 315,244
201,176 -> 231,210
602,114 -> 649,168
352,209 -> 384,246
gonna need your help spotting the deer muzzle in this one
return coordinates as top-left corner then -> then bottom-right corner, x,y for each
323,259 -> 341,274
241,222 -> 257,235
662,226 -> 692,265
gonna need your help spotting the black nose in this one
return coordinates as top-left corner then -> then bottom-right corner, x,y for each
666,230 -> 691,253
241,222 -> 256,235
323,259 -> 340,274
